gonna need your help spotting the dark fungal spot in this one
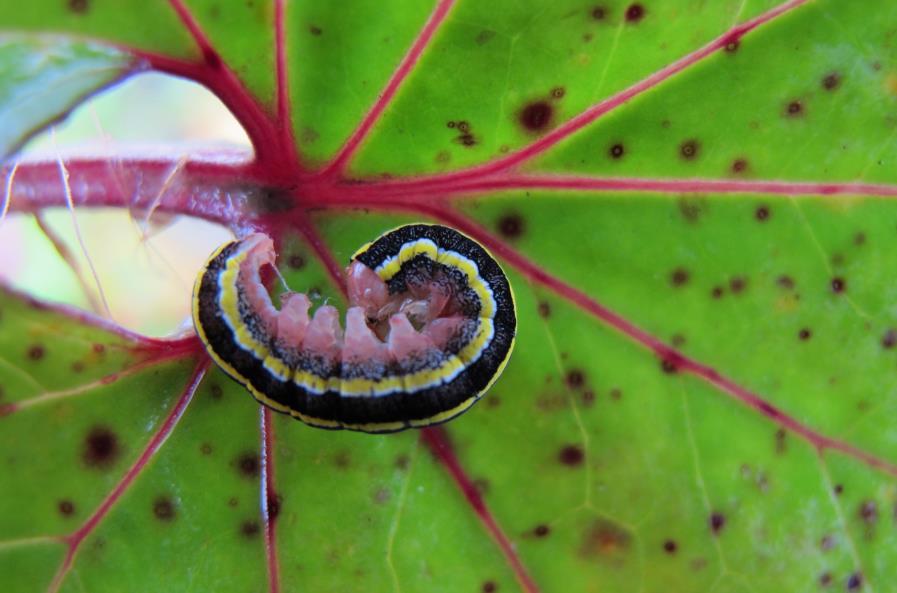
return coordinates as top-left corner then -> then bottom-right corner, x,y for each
93,343 -> 105,354
27,344 -> 45,361
799,328 -> 812,341
609,143 -> 625,159
497,214 -> 525,239
518,101 -> 553,133
834,484 -> 844,496
709,512 -> 726,535
755,205 -> 770,221
677,197 -> 703,223
309,25 -> 322,36
395,454 -> 410,470
724,40 -> 740,53
228,496 -> 239,508
333,450 -> 351,469
820,533 -> 835,551
210,384 -> 223,400
537,301 -> 551,318
831,277 -> 846,294
533,524 -> 551,538
881,329 -> 897,349
785,100 -> 804,117
858,500 -> 878,525
287,254 -> 305,269
846,572 -> 863,590
565,369 -> 585,389
240,520 -> 260,538
71,361 -> 85,373
671,334 -> 686,348
58,499 -> 75,517
581,390 -> 595,406
153,496 -> 176,522
711,286 -> 725,299
200,443 -> 213,455
68,0 -> 88,13
558,444 -> 584,466
268,492 -> 282,519
473,478 -> 490,496
551,87 -> 565,100
853,232 -> 866,246
609,388 -> 622,400
670,267 -> 690,287
83,426 -> 120,469
624,3 -> 645,22
235,452 -> 260,478
819,572 -> 833,587
822,72 -> 841,91
729,276 -> 748,294
663,539 -> 678,554
482,582 -> 497,593
777,275 -> 795,290
580,518 -> 632,558
731,158 -> 748,174
660,357 -> 679,374
680,139 -> 700,160
475,29 -> 497,45
775,428 -> 787,454
591,5 -> 607,20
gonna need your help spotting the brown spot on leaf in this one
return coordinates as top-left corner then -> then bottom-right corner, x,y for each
680,139 -> 700,160
309,25 -> 323,36
153,496 -> 176,522
834,484 -> 844,495
519,101 -> 553,133
83,426 -> 120,469
200,443 -> 213,455
624,3 -> 645,22
831,277 -> 846,294
729,276 -> 748,294
711,286 -> 725,299
709,512 -> 726,535
558,444 -> 584,466
853,232 -> 866,246
819,572 -> 833,587
775,429 -> 787,454
565,369 -> 585,389
537,301 -> 551,318
475,30 -> 496,45
551,87 -> 565,99
610,388 -> 622,400
268,492 -> 282,519
71,361 -> 85,373
822,72 -> 841,91
533,524 -> 551,538
68,0 -> 88,13
820,534 -> 835,551
846,572 -> 863,590
677,197 -> 703,222
663,539 -> 677,554
580,518 -> 632,559
755,205 -> 770,221
235,452 -> 260,478
731,158 -> 749,174
609,143 -> 625,159
240,520 -> 260,538
210,384 -> 223,400
777,275 -> 795,290
799,328 -> 812,341
482,582 -> 497,593
859,500 -> 878,525
497,214 -> 525,239
333,450 -> 351,469
287,254 -> 305,269
785,100 -> 804,117
58,500 -> 75,517
27,344 -> 45,361
724,40 -> 740,53
591,5 -> 608,20
882,329 -> 897,349
670,267 -> 690,287
93,343 -> 106,354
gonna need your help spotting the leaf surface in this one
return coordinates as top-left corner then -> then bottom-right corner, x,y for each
2,1 -> 897,592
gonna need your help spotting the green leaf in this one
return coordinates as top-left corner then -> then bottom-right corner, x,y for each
0,34 -> 136,157
3,0 -> 897,592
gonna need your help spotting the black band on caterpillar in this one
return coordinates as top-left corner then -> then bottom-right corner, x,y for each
192,224 -> 516,433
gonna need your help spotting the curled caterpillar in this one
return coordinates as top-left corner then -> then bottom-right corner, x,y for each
192,223 -> 516,433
